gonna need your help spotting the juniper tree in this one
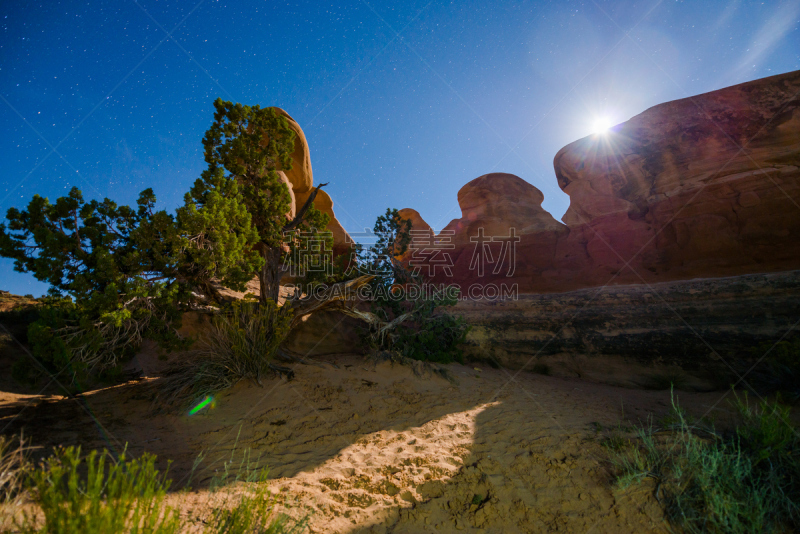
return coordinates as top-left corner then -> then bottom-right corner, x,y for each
0,187 -> 189,380
183,98 -> 331,303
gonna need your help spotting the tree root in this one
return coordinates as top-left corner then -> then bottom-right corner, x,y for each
267,362 -> 295,381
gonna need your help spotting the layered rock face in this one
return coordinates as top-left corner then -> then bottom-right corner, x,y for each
405,71 -> 800,293
458,270 -> 800,389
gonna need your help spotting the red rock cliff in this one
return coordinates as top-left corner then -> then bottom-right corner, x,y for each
404,70 -> 800,293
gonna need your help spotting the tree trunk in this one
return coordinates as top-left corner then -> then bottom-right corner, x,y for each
259,246 -> 283,303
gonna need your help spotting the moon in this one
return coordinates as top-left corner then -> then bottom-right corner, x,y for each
591,117 -> 613,134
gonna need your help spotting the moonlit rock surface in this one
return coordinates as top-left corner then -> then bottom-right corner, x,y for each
272,107 -> 352,255
273,107 -> 314,194
404,71 -> 800,293
553,69 -> 800,284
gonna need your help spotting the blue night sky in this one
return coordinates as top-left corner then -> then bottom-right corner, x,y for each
1,0 -> 799,296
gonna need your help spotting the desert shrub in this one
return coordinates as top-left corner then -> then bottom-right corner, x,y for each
0,433 -> 32,506
609,393 -> 800,533
201,300 -> 293,381
160,300 -> 293,406
19,446 -> 182,534
0,188 -> 194,388
391,296 -> 470,364
0,100 -> 336,387
204,469 -> 301,534
15,442 -> 303,534
352,209 -> 469,363
199,438 -> 306,533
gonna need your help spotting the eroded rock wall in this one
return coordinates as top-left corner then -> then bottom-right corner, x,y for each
457,270 -> 800,389
403,71 -> 800,293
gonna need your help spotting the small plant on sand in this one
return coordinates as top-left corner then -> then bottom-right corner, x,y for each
197,431 -> 307,533
19,445 -> 182,534
14,439 -> 304,534
160,299 -> 293,406
608,392 -> 800,533
0,433 -> 32,508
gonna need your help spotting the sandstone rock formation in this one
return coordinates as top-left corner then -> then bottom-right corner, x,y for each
397,208 -> 432,235
271,107 -> 352,256
403,70 -> 800,293
552,69 -> 800,286
457,270 -> 800,389
274,108 -> 314,194
277,170 -> 296,220
296,188 -> 351,257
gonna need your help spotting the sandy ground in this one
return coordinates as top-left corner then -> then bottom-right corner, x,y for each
1,349 -> 763,533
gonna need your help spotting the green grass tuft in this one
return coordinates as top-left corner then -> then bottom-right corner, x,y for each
159,300 -> 293,408
608,392 -> 800,533
20,445 -> 182,534
9,434 -> 305,533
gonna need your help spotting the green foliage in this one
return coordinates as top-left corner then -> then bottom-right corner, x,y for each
204,469 -> 299,534
392,294 -> 470,364
177,165 -> 263,295
354,209 -> 469,364
0,187 -> 184,313
0,189 -> 190,385
20,446 -> 181,534
358,208 -> 412,286
609,393 -> 800,533
15,442 -> 303,534
0,98 -> 328,384
191,434 -> 306,534
203,300 -> 293,383
161,300 -> 294,406
200,100 -> 294,249
192,98 -> 331,303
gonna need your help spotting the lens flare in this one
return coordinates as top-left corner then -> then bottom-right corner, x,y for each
189,395 -> 215,415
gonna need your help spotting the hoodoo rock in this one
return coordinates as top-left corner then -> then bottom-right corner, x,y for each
274,108 -> 314,194
397,208 -> 432,235
404,70 -> 800,293
396,208 -> 433,265
553,69 -> 800,286
401,174 -> 568,292
270,107 -> 352,256
296,188 -> 351,257
444,173 -> 567,246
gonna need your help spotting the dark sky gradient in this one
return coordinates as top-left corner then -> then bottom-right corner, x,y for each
2,0 -> 799,296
